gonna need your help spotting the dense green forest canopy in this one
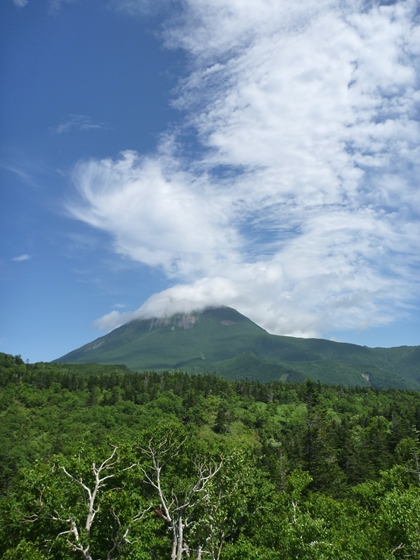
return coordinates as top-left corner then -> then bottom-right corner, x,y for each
1,352 -> 420,559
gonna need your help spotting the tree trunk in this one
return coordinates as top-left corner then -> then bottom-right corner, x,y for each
177,515 -> 184,560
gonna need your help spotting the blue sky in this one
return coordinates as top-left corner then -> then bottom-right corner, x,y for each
1,0 -> 419,363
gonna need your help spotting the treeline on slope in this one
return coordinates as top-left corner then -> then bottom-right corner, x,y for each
1,352 -> 420,559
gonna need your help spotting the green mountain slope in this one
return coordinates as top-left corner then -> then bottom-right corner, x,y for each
56,306 -> 420,389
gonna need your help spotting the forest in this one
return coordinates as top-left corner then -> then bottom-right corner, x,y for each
1,351 -> 420,559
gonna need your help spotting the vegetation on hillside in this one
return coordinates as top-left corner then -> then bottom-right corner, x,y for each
56,307 -> 420,390
1,352 -> 420,559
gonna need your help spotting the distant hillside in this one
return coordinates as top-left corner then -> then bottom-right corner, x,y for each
57,306 -> 420,389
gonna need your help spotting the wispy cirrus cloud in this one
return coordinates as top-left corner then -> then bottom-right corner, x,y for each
12,0 -> 76,10
0,161 -> 35,185
51,115 -> 109,135
12,254 -> 32,262
70,0 -> 420,337
48,0 -> 77,12
111,0 -> 171,16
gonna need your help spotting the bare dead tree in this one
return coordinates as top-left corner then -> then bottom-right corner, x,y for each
23,446 -> 151,560
140,437 -> 222,560
61,447 -> 119,535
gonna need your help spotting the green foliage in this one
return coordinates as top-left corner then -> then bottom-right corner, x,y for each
1,351 -> 420,558
55,306 -> 420,389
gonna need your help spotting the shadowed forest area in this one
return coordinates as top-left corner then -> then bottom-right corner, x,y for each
1,352 -> 420,559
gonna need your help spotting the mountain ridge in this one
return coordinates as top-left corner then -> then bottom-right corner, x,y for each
56,306 -> 420,389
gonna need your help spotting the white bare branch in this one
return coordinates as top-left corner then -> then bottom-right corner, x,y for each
140,439 -> 223,560
388,542 -> 405,558
59,446 -> 119,534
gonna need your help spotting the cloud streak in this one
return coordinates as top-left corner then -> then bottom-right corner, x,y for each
70,0 -> 420,337
51,115 -> 109,135
12,254 -> 31,262
12,0 -> 76,10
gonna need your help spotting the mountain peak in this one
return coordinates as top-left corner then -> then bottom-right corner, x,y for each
56,306 -> 420,390
134,306 -> 256,332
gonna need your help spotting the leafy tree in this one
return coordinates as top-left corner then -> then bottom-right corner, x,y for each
396,436 -> 420,484
1,446 -> 157,560
138,423 -> 222,559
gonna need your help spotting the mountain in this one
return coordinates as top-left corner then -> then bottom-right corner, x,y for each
56,306 -> 420,389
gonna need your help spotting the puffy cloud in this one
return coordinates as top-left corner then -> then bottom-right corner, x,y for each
69,149 -> 241,278
92,310 -> 126,331
74,0 -> 420,337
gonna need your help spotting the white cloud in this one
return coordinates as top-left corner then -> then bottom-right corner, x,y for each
69,149 -> 241,278
0,162 -> 35,185
12,254 -> 31,262
93,310 -> 125,331
74,0 -> 420,337
13,0 -> 76,9
51,115 -> 109,135
111,0 -> 171,16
